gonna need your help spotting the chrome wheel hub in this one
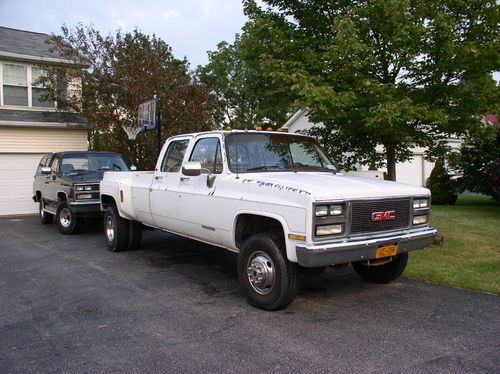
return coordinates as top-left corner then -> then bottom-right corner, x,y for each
106,215 -> 115,242
59,208 -> 72,228
247,251 -> 275,295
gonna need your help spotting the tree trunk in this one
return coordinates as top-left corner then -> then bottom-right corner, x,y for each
385,144 -> 397,181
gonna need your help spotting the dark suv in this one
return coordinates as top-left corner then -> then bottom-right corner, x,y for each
33,151 -> 129,234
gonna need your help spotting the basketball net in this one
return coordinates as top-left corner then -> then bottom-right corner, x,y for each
122,123 -> 144,140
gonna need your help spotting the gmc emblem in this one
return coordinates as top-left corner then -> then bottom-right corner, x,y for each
372,211 -> 396,222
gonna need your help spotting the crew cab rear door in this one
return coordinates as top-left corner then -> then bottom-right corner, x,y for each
149,137 -> 190,232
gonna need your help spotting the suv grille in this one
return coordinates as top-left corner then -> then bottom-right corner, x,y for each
350,199 -> 410,235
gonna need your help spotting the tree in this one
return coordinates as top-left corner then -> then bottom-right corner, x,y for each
46,25 -> 214,169
240,0 -> 499,179
457,123 -> 500,201
426,158 -> 458,204
198,14 -> 298,129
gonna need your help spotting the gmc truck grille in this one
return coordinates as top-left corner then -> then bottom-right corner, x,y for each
350,198 -> 410,235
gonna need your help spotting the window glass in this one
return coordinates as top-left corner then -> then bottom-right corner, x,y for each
3,64 -> 28,106
50,156 -> 59,173
31,67 -> 46,85
32,87 -> 54,108
36,155 -> 50,173
161,140 -> 189,172
59,154 -> 128,175
190,137 -> 223,174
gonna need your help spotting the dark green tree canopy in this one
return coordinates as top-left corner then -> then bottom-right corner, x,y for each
238,0 -> 499,179
46,25 -> 214,169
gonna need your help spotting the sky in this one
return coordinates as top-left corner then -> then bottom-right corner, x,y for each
0,0 -> 250,68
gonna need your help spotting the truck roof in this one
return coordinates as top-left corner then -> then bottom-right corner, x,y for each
167,129 -> 311,141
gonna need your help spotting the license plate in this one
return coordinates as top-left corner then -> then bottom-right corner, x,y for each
376,244 -> 398,259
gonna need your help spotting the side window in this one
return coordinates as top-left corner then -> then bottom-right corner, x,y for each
160,140 -> 189,172
50,156 -> 60,174
189,137 -> 223,174
36,155 -> 49,173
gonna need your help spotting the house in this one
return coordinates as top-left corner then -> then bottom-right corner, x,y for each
283,109 -> 463,186
0,26 -> 88,216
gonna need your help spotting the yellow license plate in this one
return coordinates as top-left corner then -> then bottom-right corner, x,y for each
376,244 -> 398,259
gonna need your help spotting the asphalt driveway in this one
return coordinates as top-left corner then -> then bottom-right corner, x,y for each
0,215 -> 499,373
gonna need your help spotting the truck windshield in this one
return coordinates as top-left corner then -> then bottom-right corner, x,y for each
60,153 -> 128,175
225,133 -> 338,173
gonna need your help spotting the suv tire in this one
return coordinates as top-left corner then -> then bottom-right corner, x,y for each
56,201 -> 78,234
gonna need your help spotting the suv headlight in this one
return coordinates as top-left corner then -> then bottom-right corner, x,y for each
315,204 -> 343,217
413,198 -> 429,209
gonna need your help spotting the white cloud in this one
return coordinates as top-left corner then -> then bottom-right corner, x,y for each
157,10 -> 179,19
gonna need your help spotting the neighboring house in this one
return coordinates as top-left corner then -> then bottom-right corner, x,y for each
0,26 -> 88,216
283,109 -> 463,186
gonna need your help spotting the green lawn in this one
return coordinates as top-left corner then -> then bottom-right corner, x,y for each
405,195 -> 500,295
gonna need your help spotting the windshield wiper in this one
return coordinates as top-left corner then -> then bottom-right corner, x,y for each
246,165 -> 296,172
68,169 -> 96,175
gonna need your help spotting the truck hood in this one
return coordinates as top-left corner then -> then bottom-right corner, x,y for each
243,172 -> 429,201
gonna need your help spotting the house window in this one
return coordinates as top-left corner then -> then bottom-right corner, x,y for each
1,63 -> 56,108
3,64 -> 28,106
31,67 -> 53,108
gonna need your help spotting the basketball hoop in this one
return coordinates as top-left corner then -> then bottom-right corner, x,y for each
122,122 -> 145,140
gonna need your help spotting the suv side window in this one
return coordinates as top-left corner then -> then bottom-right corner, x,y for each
160,140 -> 189,173
50,155 -> 60,174
190,138 -> 223,174
36,154 -> 50,173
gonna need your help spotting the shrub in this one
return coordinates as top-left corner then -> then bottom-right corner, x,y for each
426,159 -> 458,205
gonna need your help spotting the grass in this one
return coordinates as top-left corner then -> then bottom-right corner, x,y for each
405,195 -> 500,295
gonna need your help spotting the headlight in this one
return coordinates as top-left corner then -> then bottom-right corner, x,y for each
413,198 -> 429,209
76,194 -> 93,200
329,205 -> 343,215
315,206 -> 328,217
413,214 -> 428,225
316,224 -> 343,236
76,185 -> 84,191
84,185 -> 93,191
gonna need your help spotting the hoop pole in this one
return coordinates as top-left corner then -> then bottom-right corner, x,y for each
156,95 -> 162,157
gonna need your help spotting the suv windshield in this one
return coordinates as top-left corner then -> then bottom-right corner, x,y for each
60,153 -> 128,175
225,133 -> 338,173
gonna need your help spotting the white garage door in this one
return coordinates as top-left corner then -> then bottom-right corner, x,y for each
396,155 -> 424,186
0,153 -> 46,215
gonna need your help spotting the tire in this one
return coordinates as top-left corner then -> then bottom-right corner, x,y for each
103,206 -> 129,252
128,221 -> 142,250
56,201 -> 78,234
39,199 -> 53,224
352,253 -> 408,283
238,233 -> 299,311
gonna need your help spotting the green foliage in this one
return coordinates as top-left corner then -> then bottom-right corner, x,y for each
458,124 -> 500,201
238,0 -> 500,179
47,25 -> 215,169
198,14 -> 298,129
426,158 -> 458,204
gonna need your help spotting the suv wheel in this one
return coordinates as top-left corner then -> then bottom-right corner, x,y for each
56,201 -> 78,234
39,199 -> 53,224
238,233 -> 299,311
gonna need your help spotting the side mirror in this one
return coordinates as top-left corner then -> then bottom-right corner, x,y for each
41,166 -> 51,175
182,161 -> 202,176
130,165 -> 137,171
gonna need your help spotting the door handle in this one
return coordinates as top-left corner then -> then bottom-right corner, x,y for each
154,175 -> 163,180
180,177 -> 189,182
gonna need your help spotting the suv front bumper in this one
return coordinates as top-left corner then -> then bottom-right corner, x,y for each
296,227 -> 437,267
68,200 -> 101,214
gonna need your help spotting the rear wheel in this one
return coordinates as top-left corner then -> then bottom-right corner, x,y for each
104,206 -> 129,252
352,253 -> 408,283
39,199 -> 53,224
56,201 -> 78,234
238,233 -> 299,310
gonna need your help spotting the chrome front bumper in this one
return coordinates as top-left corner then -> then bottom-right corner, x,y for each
296,227 -> 437,267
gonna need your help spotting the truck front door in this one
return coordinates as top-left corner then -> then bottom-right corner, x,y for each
176,136 -> 223,243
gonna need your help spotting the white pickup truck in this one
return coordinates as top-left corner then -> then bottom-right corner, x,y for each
100,130 -> 436,310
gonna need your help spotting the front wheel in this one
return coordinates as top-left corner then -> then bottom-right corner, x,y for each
103,206 -> 129,252
56,202 -> 78,234
238,233 -> 299,311
352,253 -> 408,283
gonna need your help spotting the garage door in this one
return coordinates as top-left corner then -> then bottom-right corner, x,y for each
396,155 -> 424,186
0,153 -> 46,215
